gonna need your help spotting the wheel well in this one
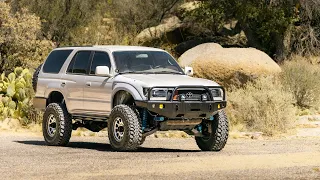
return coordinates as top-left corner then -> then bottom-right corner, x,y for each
47,91 -> 64,106
113,90 -> 135,107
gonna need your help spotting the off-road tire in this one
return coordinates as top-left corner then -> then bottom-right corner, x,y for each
140,136 -> 146,145
32,64 -> 42,92
108,105 -> 142,151
130,106 -> 146,145
43,103 -> 72,146
195,110 -> 229,151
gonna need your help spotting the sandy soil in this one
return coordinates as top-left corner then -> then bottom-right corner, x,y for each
0,131 -> 319,180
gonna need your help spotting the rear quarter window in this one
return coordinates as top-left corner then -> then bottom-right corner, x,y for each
43,50 -> 73,73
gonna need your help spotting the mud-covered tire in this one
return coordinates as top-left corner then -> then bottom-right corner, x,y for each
43,103 -> 72,146
195,110 -> 229,151
108,105 -> 142,151
32,64 -> 42,92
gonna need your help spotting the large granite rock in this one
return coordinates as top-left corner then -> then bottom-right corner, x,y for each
179,43 -> 281,87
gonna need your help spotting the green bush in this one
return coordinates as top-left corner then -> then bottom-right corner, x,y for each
280,59 -> 320,109
226,76 -> 296,136
0,2 -> 53,72
0,67 -> 34,124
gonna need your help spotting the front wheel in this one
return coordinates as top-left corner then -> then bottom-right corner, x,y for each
43,103 -> 72,146
195,110 -> 229,151
108,105 -> 142,151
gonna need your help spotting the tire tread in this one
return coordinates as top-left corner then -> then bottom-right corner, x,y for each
43,103 -> 72,146
195,110 -> 229,151
108,105 -> 142,151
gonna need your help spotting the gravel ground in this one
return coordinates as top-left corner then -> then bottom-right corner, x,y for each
0,131 -> 319,180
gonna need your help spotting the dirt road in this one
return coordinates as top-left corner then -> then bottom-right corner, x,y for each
0,131 -> 319,180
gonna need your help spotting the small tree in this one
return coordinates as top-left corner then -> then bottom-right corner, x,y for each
185,0 -> 320,60
10,0 -> 110,45
0,2 -> 54,72
111,0 -> 182,45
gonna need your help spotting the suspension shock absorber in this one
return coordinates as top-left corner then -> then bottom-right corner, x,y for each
142,108 -> 148,132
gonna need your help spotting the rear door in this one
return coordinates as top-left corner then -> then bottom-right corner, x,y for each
60,51 -> 92,114
83,51 -> 113,116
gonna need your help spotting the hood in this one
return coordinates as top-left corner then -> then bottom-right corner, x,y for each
116,74 -> 220,87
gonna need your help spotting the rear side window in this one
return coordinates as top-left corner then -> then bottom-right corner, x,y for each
90,52 -> 111,75
43,50 -> 73,73
67,51 -> 92,74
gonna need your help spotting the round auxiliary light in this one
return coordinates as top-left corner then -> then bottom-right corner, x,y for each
202,94 -> 208,101
180,94 -> 186,101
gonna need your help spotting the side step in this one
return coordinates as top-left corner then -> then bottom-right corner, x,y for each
72,114 -> 108,122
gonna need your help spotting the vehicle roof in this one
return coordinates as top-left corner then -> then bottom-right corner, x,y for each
54,45 -> 165,52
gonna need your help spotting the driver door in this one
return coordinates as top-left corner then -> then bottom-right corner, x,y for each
83,51 -> 113,116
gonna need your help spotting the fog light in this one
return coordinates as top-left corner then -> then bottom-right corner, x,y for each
217,104 -> 221,109
179,94 -> 186,101
202,94 -> 208,101
159,104 -> 164,109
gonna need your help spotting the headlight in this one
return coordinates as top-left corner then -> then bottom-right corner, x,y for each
147,88 -> 173,101
210,88 -> 224,101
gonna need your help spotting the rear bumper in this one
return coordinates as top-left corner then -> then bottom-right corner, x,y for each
33,97 -> 46,110
135,100 -> 227,119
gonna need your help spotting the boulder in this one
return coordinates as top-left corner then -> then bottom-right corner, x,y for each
179,43 -> 223,67
135,16 -> 183,45
174,38 -> 213,56
178,43 -> 281,87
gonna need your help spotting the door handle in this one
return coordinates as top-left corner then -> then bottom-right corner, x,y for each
86,82 -> 91,87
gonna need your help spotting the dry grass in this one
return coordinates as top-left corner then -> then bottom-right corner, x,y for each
280,57 -> 320,109
154,131 -> 190,138
226,76 -> 297,136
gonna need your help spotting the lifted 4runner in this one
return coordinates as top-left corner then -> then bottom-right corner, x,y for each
33,46 -> 228,151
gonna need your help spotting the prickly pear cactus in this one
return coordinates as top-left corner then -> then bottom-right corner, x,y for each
0,101 -> 4,114
0,67 -> 34,122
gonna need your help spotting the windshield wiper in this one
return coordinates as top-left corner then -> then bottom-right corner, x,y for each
117,71 -> 143,74
156,71 -> 183,74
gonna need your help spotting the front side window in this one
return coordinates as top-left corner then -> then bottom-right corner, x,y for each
113,51 -> 184,74
90,52 -> 111,75
43,50 -> 73,74
67,51 -> 91,74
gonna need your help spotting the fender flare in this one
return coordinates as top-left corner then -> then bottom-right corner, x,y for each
112,83 -> 144,107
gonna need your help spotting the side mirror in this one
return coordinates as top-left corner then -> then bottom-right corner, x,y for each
184,66 -> 194,76
95,66 -> 110,77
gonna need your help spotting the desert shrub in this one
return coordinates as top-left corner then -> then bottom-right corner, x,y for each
0,67 -> 35,125
280,58 -> 320,108
227,76 -> 296,136
0,2 -> 54,72
10,0 -> 110,45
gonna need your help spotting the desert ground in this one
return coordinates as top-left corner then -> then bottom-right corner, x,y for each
0,130 -> 319,180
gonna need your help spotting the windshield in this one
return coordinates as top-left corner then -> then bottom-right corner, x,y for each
113,51 -> 184,74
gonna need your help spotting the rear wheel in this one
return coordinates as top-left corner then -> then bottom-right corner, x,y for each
108,105 -> 142,151
43,103 -> 72,146
195,110 -> 229,151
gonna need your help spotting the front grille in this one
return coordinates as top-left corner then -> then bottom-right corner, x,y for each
176,89 -> 210,101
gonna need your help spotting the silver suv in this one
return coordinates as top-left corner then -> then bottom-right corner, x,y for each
33,46 -> 228,151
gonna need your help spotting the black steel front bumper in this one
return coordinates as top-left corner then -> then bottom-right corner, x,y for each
135,100 -> 227,119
